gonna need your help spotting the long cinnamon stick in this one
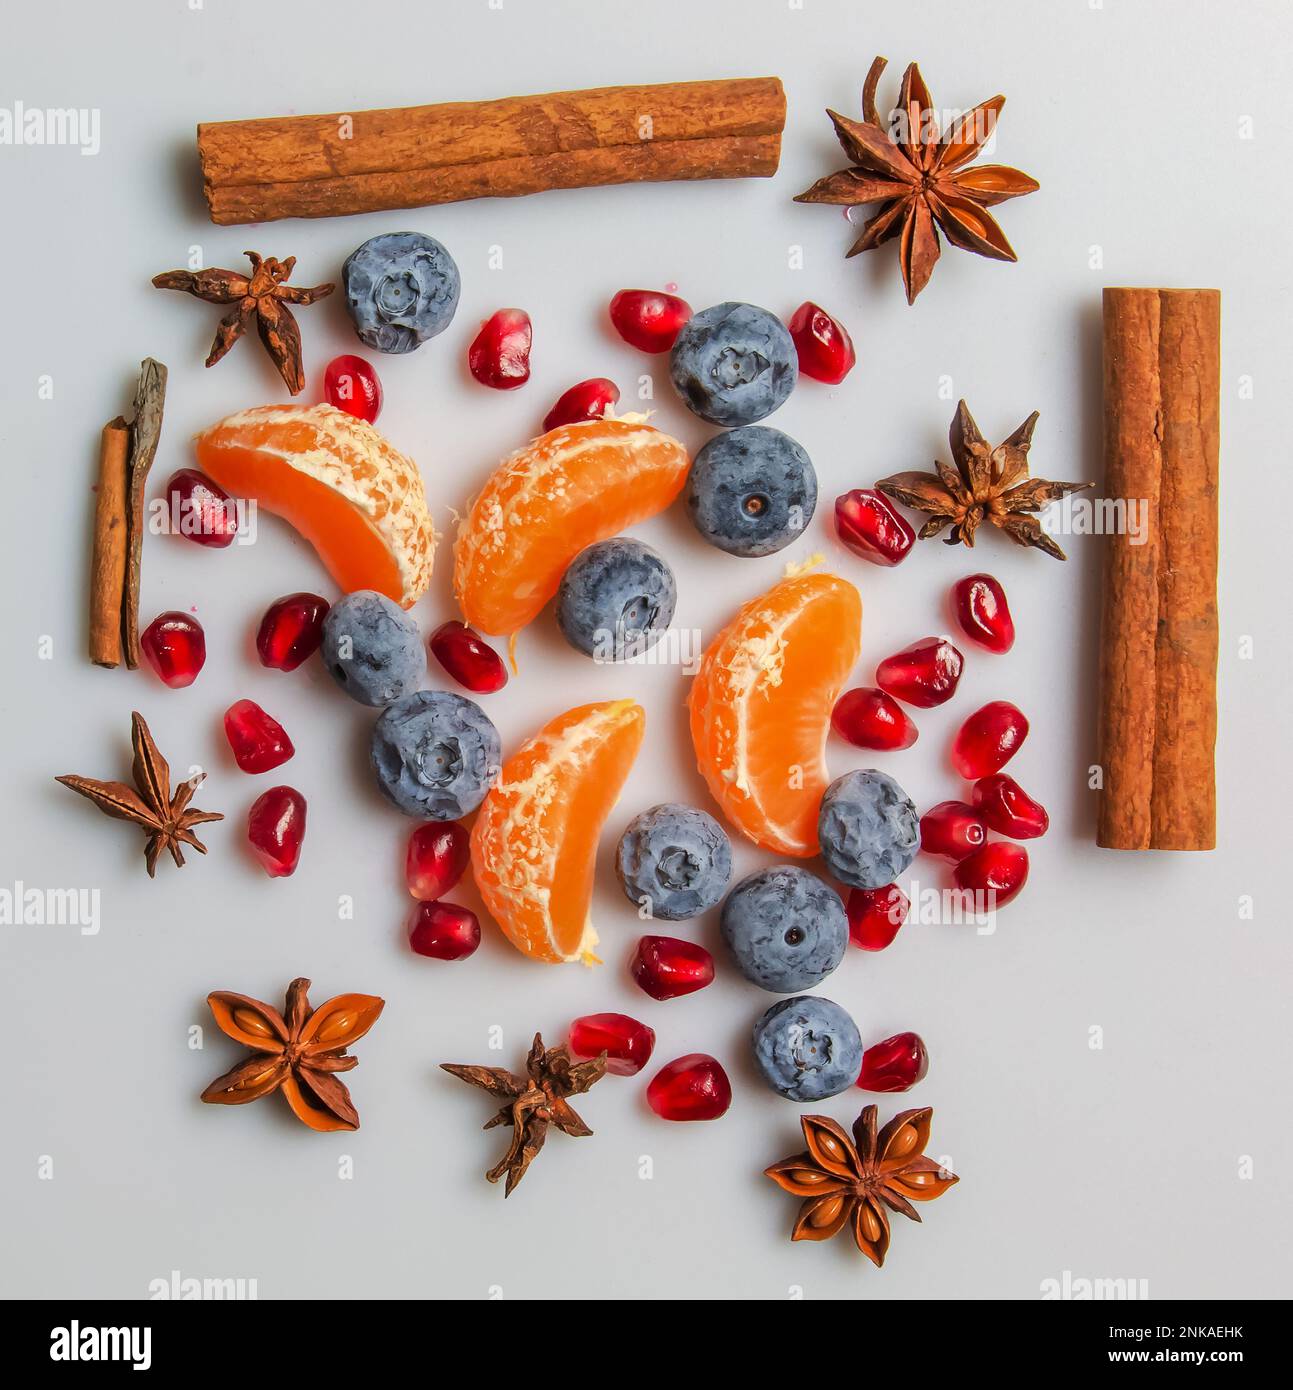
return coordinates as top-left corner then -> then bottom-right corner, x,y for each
198,78 -> 785,224
1097,288 -> 1220,850
121,359 -> 167,669
89,419 -> 130,668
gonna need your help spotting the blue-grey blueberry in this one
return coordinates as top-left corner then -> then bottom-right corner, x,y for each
669,301 -> 797,426
342,232 -> 460,354
371,690 -> 501,819
686,425 -> 817,556
752,995 -> 863,1102
616,803 -> 732,920
556,538 -> 676,661
721,865 -> 847,993
321,590 -> 425,707
817,770 -> 920,889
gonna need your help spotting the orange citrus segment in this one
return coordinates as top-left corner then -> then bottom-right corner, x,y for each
453,417 -> 689,636
689,573 -> 861,857
472,699 -> 646,964
195,403 -> 435,607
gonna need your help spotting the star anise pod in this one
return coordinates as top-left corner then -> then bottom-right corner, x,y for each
200,977 -> 384,1132
55,711 -> 223,877
442,1033 -> 607,1196
795,56 -> 1039,303
877,400 -> 1092,560
152,251 -> 333,395
765,1104 -> 958,1267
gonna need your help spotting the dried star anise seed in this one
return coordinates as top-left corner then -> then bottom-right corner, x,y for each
877,400 -> 1092,560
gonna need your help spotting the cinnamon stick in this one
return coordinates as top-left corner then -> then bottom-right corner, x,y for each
121,359 -> 168,669
89,419 -> 130,668
198,78 -> 786,224
1097,288 -> 1220,851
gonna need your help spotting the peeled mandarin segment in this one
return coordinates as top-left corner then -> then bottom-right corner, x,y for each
194,403 -> 435,608
453,418 -> 690,637
689,573 -> 861,856
471,700 -> 646,964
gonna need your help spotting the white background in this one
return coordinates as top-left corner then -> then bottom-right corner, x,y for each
1,0 -> 1290,1299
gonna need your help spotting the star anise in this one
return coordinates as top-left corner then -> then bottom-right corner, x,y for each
877,400 -> 1092,559
795,56 -> 1039,303
442,1033 -> 607,1196
200,977 -> 385,1132
55,711 -> 223,877
152,251 -> 333,395
765,1105 -> 958,1267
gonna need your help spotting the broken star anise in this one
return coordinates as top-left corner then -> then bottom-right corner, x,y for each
765,1104 -> 958,1268
442,1033 -> 607,1196
200,977 -> 385,1132
152,251 -> 333,395
795,56 -> 1039,303
55,711 -> 223,877
877,400 -> 1092,560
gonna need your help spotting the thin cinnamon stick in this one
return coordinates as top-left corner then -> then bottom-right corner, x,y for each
1097,288 -> 1220,851
121,358 -> 168,669
89,419 -> 130,668
198,78 -> 786,224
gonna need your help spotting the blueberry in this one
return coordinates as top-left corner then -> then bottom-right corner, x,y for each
669,302 -> 797,426
371,690 -> 501,819
342,232 -> 460,354
721,865 -> 847,993
321,591 -> 426,707
687,425 -> 817,557
752,995 -> 863,1102
616,803 -> 733,920
556,538 -> 677,661
818,770 -> 920,889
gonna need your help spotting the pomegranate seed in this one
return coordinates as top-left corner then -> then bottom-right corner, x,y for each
920,800 -> 987,863
246,785 -> 307,877
646,1054 -> 732,1122
857,1031 -> 929,1092
323,353 -> 383,423
223,699 -> 294,774
468,308 -> 532,389
408,901 -> 481,960
954,841 -> 1029,909
832,687 -> 918,751
846,884 -> 910,951
952,573 -> 1014,654
788,301 -> 856,384
952,700 -> 1029,778
256,593 -> 330,672
405,821 -> 471,900
972,774 -> 1049,839
165,469 -> 238,548
876,636 -> 964,708
428,620 -> 507,693
630,936 -> 715,1001
569,1013 -> 657,1076
834,489 -> 914,567
140,612 -> 206,688
608,289 -> 692,353
543,377 -> 620,431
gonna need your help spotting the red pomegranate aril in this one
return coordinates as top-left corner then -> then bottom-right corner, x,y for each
429,620 -> 508,693
223,699 -> 294,774
405,821 -> 471,900
920,800 -> 987,863
323,353 -> 383,423
256,593 -> 330,672
788,301 -> 856,384
647,1054 -> 732,1122
165,469 -> 238,548
832,687 -> 918,751
246,785 -> 307,877
408,901 -> 481,960
543,377 -> 620,431
954,840 -> 1029,908
847,884 -> 910,951
857,1031 -> 929,1093
952,701 -> 1029,778
952,573 -> 1014,654
834,489 -> 914,567
140,612 -> 206,688
569,1013 -> 657,1077
630,935 -> 715,1001
469,308 -> 532,389
972,774 -> 1049,839
876,636 -> 964,708
608,288 -> 692,353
